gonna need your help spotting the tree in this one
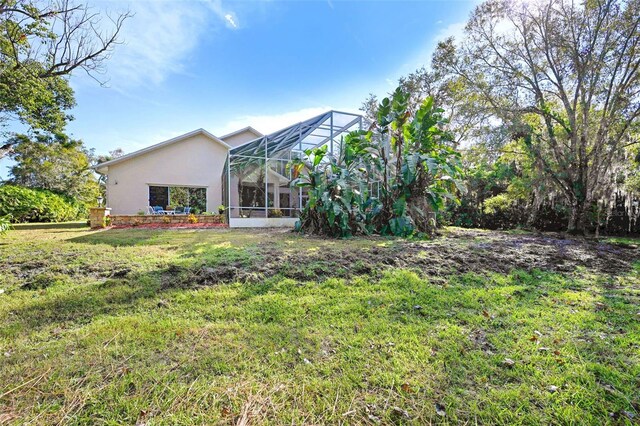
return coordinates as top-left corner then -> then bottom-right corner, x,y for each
0,0 -> 130,157
361,39 -> 492,148
6,132 -> 100,205
443,0 -> 640,233
360,93 -> 379,123
94,147 -> 124,166
400,60 -> 494,147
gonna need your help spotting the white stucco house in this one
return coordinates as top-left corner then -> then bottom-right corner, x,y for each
95,110 -> 366,227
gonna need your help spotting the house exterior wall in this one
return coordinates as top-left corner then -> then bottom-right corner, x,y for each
105,133 -> 228,214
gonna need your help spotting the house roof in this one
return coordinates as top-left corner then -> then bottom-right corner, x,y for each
94,128 -> 231,172
218,126 -> 263,141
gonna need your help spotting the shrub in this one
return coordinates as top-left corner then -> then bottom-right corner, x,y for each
162,215 -> 171,224
103,215 -> 112,227
483,194 -> 513,214
187,213 -> 198,224
269,209 -> 283,218
0,185 -> 86,223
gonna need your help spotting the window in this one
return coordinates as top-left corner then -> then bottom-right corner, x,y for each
148,186 -> 207,212
149,186 -> 168,208
175,187 -> 206,212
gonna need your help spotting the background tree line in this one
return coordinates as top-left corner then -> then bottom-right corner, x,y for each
363,0 -> 640,235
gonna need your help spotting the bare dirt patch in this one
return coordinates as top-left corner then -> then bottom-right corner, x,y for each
186,229 -> 640,286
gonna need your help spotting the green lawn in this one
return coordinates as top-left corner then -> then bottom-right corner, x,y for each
1,223 -> 639,425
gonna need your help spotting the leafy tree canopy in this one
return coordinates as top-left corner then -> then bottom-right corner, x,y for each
6,132 -> 100,205
371,0 -> 640,234
0,0 -> 129,157
442,0 -> 640,233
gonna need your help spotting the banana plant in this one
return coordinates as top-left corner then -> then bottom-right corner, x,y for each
0,215 -> 12,236
291,87 -> 464,237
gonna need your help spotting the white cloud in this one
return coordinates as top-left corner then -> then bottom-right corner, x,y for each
103,1 -> 206,87
207,0 -> 240,29
89,0 -> 240,88
218,106 -> 360,136
224,13 -> 237,28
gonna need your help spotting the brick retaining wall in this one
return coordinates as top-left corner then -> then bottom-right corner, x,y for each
110,214 -> 226,226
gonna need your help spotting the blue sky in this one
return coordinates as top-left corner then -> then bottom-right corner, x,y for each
1,0 -> 479,178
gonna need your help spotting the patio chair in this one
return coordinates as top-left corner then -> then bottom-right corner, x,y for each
174,206 -> 184,214
153,206 -> 164,214
183,207 -> 191,214
146,206 -> 155,215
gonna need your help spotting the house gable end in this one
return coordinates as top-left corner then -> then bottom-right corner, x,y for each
219,126 -> 264,148
94,129 -> 230,172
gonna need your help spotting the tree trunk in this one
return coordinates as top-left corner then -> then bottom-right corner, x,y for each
567,200 -> 587,235
526,201 -> 538,229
